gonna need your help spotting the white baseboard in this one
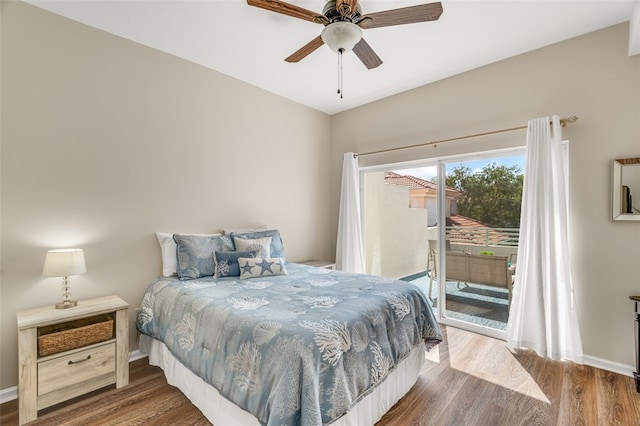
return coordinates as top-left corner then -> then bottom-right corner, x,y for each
0,350 -> 148,404
129,348 -> 147,362
583,355 -> 635,378
0,386 -> 17,404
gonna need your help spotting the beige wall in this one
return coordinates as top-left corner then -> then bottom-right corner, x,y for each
331,24 -> 640,368
1,2 -> 331,389
2,1 -> 639,392
364,172 -> 429,279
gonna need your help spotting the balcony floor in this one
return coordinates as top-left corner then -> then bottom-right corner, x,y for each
402,271 -> 509,331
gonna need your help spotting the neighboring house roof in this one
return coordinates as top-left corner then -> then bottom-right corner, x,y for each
447,214 -> 485,228
384,171 -> 437,190
447,214 -> 515,246
385,172 -> 515,246
384,171 -> 462,197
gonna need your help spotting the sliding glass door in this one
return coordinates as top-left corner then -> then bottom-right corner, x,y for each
361,148 -> 525,338
438,152 -> 523,336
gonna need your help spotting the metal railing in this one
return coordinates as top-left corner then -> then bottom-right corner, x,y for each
445,226 -> 520,247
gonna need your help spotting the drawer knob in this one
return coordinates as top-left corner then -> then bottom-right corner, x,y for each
68,355 -> 91,365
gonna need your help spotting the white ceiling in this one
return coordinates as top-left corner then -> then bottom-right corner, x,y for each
25,0 -> 639,115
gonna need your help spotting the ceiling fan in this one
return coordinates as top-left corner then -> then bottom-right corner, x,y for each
247,0 -> 443,69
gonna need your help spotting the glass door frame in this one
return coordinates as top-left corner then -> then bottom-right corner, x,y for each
359,147 -> 526,341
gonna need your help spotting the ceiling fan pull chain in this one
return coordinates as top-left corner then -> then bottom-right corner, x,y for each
337,48 -> 344,99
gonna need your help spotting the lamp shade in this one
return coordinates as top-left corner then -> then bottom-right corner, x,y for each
43,249 -> 86,277
321,21 -> 363,53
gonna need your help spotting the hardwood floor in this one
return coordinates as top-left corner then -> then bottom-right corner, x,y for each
2,326 -> 639,425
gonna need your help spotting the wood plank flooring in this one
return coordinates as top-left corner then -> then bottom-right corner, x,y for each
2,325 -> 639,425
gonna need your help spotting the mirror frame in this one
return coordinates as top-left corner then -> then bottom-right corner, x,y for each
612,157 -> 640,221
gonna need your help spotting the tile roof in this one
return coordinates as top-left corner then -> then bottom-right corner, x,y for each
447,214 -> 486,228
383,172 -> 517,247
384,171 -> 462,196
384,171 -> 437,190
447,214 -> 514,246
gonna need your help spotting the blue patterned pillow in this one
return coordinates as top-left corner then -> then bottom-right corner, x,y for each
230,229 -> 285,258
173,234 -> 234,280
238,257 -> 288,279
213,250 -> 258,278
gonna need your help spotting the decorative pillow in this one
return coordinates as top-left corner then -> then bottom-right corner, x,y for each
173,234 -> 234,280
213,250 -> 258,278
230,229 -> 285,258
239,257 -> 288,279
156,232 -> 222,277
233,236 -> 272,258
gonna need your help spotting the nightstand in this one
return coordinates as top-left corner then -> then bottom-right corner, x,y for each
301,260 -> 336,270
17,295 -> 129,425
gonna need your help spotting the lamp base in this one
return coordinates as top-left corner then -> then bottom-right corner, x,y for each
55,299 -> 78,309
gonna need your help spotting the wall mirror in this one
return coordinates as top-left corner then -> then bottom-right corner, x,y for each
612,157 -> 640,221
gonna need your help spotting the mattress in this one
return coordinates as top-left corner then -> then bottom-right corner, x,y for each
136,262 -> 441,425
140,334 -> 426,426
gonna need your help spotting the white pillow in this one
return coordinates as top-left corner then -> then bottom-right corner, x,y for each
223,225 -> 268,234
233,236 -> 272,258
156,232 -> 221,277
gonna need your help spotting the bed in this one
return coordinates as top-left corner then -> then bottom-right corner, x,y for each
136,230 -> 442,425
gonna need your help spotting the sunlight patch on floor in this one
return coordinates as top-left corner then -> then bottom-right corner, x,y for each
433,327 -> 551,404
452,350 -> 550,403
425,347 -> 440,363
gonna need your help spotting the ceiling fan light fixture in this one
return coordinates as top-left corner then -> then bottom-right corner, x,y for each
321,21 -> 362,53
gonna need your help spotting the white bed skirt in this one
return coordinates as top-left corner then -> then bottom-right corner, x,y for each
140,334 -> 425,426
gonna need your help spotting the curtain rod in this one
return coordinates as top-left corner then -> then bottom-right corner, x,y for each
354,115 -> 578,158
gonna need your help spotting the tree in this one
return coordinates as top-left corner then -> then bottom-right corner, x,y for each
445,163 -> 523,228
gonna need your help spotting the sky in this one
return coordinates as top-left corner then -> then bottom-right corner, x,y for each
393,153 -> 526,181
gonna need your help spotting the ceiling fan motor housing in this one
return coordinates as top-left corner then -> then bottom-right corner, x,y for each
322,0 -> 362,23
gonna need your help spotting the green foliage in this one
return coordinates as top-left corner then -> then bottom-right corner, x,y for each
445,163 -> 523,228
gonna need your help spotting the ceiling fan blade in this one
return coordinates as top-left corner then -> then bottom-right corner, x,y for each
353,38 -> 383,69
247,0 -> 324,23
285,36 -> 325,63
358,2 -> 443,29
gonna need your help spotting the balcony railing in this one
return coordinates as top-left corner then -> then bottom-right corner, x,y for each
446,226 -> 520,247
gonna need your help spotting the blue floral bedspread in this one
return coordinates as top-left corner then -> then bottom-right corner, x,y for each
136,263 -> 442,425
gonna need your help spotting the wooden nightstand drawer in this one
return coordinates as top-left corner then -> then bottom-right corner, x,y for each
38,341 -> 116,395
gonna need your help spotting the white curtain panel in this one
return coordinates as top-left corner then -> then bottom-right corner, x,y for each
506,116 -> 583,363
336,152 -> 365,273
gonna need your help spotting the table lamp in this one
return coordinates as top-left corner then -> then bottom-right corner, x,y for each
42,248 -> 86,309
